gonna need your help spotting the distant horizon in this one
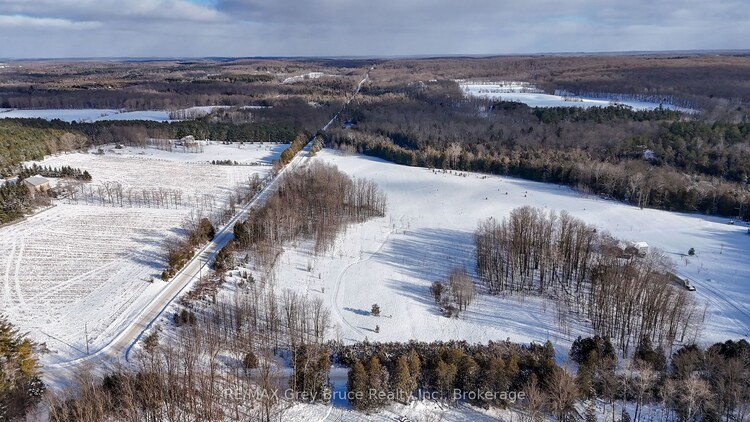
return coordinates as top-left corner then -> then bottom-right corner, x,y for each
2,48 -> 750,62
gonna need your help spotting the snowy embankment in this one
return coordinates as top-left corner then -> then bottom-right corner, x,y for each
270,150 -> 750,358
459,81 -> 695,112
0,142 -> 287,366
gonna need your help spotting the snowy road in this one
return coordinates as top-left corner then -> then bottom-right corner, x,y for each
42,69 -> 372,386
43,142 -> 314,386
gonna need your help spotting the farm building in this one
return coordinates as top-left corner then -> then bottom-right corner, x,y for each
179,135 -> 196,144
23,175 -> 50,192
630,241 -> 650,256
614,240 -> 650,257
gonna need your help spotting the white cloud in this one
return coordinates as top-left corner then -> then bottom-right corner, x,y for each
0,0 -> 228,23
0,14 -> 99,29
0,0 -> 746,57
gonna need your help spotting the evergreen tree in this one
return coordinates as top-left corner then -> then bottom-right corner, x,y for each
233,221 -> 250,248
407,349 -> 421,387
457,355 -> 479,403
242,351 -> 258,373
347,359 -> 368,411
434,358 -> 457,400
0,315 -> 45,419
392,355 -> 416,404
366,356 -> 388,408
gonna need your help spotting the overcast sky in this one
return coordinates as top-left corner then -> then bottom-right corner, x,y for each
0,0 -> 747,58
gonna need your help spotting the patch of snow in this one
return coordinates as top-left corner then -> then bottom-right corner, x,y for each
102,142 -> 289,165
459,81 -> 695,112
0,106 -> 234,123
282,72 -> 328,84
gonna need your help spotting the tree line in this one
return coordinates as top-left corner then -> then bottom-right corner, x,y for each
330,130 -> 750,221
340,340 -> 558,413
475,206 -> 700,354
161,217 -> 216,280
18,164 -> 91,182
330,77 -> 750,220
234,161 -> 387,267
570,335 -> 750,422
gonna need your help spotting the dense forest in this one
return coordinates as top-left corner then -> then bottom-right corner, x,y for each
0,122 -> 88,177
4,55 -> 750,220
328,79 -> 750,219
340,340 -> 558,412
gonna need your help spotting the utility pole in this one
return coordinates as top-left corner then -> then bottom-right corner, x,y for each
84,322 -> 89,356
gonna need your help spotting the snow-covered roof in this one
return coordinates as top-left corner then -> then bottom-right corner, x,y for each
24,175 -> 49,186
633,241 -> 649,248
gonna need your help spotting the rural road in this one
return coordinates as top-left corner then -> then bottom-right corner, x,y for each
43,69 -> 372,387
43,141 -> 313,386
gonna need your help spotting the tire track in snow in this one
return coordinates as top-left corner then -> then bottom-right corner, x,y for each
332,225 -> 397,340
13,241 -> 28,309
701,281 -> 750,322
36,259 -> 123,299
3,239 -> 16,306
694,280 -> 750,336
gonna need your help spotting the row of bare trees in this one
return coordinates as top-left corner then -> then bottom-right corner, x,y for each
587,252 -> 701,355
46,264 -> 333,422
475,206 -> 700,354
58,179 -> 209,210
475,207 -> 597,294
236,161 -> 387,267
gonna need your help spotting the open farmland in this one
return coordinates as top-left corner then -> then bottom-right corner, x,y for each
40,142 -> 288,199
0,142 -> 287,365
0,106 -> 231,122
459,81 -> 695,111
267,150 -> 750,356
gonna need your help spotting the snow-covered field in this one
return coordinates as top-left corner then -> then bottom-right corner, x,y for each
0,142 -> 286,365
270,150 -> 750,358
0,106 -> 230,122
282,72 -> 331,84
459,81 -> 693,111
41,142 -> 287,198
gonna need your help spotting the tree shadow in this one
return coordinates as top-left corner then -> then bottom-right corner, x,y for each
344,307 -> 370,316
257,143 -> 289,164
384,278 -> 443,317
373,227 -> 475,283
372,227 -> 476,316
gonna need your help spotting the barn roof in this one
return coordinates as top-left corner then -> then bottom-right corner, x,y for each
24,175 -> 49,186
